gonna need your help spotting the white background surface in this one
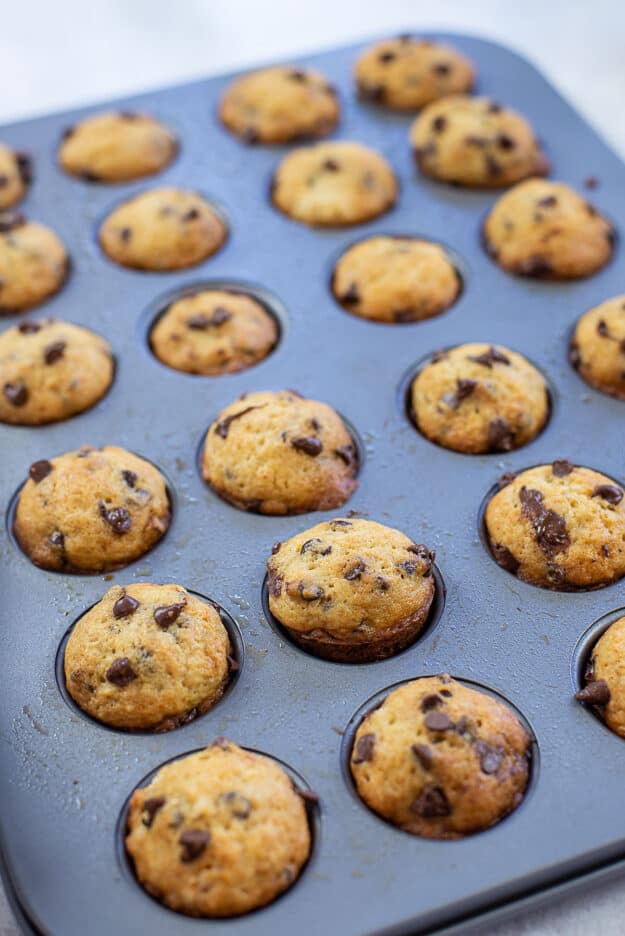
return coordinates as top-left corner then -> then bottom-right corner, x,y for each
1,2 -> 625,934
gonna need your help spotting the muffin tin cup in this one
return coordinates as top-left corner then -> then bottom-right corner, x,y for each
3,30 -> 625,936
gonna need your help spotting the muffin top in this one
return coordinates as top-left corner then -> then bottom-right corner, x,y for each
267,518 -> 435,661
351,675 -> 530,839
0,144 -> 32,209
201,390 -> 358,515
99,188 -> 226,271
332,236 -> 460,324
14,444 -> 170,573
58,110 -> 177,182
411,343 -> 549,454
150,289 -> 278,376
220,66 -> 339,144
411,95 -> 548,188
576,616 -> 625,738
125,739 -> 312,917
64,583 -> 231,731
0,212 -> 68,313
570,295 -> 625,400
0,318 -> 114,425
271,141 -> 397,226
483,179 -> 614,279
485,462 -> 625,590
354,36 -> 474,111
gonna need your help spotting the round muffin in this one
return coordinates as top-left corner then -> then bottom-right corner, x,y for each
267,518 -> 435,662
0,144 -> 32,209
219,66 -> 339,144
98,188 -> 226,271
201,390 -> 358,515
58,110 -> 177,183
150,288 -> 278,376
350,675 -> 530,839
410,343 -> 549,454
354,36 -> 474,111
484,461 -> 625,590
64,583 -> 232,731
0,212 -> 68,313
271,141 -> 397,226
125,739 -> 312,917
0,318 -> 114,425
332,236 -> 460,323
411,95 -> 549,188
14,444 -> 170,573
570,295 -> 625,400
483,179 -> 614,280
576,616 -> 625,737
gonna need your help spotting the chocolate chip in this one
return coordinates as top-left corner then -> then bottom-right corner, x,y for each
154,602 -> 186,628
0,211 -> 26,233
142,796 -> 166,827
376,576 -> 389,591
591,484 -> 623,506
288,69 -> 307,82
271,541 -> 281,555
298,582 -> 324,601
119,227 -> 132,242
486,156 -> 502,177
537,195 -> 557,208
3,382 -> 28,406
421,693 -> 442,712
410,784 -> 450,818
379,50 -> 396,63
411,743 -> 433,769
424,711 -> 454,732
431,349 -> 449,363
300,538 -> 332,556
322,158 -> 340,172
29,460 -> 53,483
80,170 -> 100,183
467,346 -> 510,368
519,487 -> 570,557
517,255 -> 553,277
179,828 -> 210,862
61,126 -> 75,140
221,791 -> 251,819
408,544 -> 435,571
49,530 -> 64,548
443,377 -> 477,410
496,133 -> 516,150
113,592 -> 140,618
242,126 -> 259,144
334,443 -> 358,469
187,307 -> 232,329
488,102 -> 503,114
105,657 -> 137,686
215,404 -> 262,439
552,459 -> 574,477
182,208 -> 200,222
569,341 -> 582,369
432,115 -> 447,133
99,503 -> 132,534
491,543 -> 520,575
359,81 -> 385,103
291,436 -> 322,456
353,733 -> 375,764
121,469 -> 137,488
0,175 -> 7,189
432,62 -> 451,75
575,679 -> 610,706
330,519 -> 352,529
399,560 -> 418,574
269,573 -> 283,598
43,341 -> 66,365
17,320 -> 41,334
488,417 -> 514,452
341,282 -> 360,305
496,471 -> 517,489
597,319 -> 611,338
344,559 -> 366,580
474,741 -> 503,775
602,544 -> 610,558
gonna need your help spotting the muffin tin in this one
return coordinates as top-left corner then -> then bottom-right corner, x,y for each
1,31 -> 625,936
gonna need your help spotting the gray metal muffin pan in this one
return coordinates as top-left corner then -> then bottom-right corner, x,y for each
1,31 -> 625,936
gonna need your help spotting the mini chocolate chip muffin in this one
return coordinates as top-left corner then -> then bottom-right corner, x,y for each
485,462 -> 625,590
201,390 -> 358,515
0,318 -> 114,425
271,141 -> 397,226
0,144 -> 32,209
570,295 -> 625,400
58,111 -> 177,182
354,36 -> 474,111
14,444 -> 170,573
99,188 -> 226,271
125,739 -> 312,917
219,66 -> 339,144
267,518 -> 435,662
411,344 -> 549,454
483,179 -> 614,279
332,236 -> 460,323
64,584 -> 232,731
150,289 -> 278,376
576,616 -> 625,737
350,675 -> 530,839
411,95 -> 549,188
0,212 -> 68,313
